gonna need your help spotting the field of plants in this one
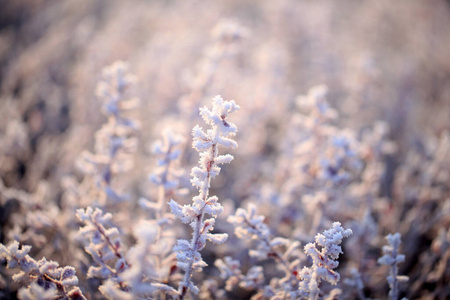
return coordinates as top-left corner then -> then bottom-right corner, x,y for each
0,1 -> 449,299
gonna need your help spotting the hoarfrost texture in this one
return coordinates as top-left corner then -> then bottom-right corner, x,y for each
169,95 -> 239,299
1,2 -> 449,300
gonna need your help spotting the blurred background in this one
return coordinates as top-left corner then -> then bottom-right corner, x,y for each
0,0 -> 449,299
0,0 -> 450,189
1,0 -> 449,192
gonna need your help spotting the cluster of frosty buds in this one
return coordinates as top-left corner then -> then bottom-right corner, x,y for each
227,204 -> 303,298
378,233 -> 409,300
98,220 -> 178,299
298,222 -> 352,300
0,241 -> 85,300
169,95 -> 239,299
76,207 -> 129,292
228,204 -> 301,264
228,203 -> 270,245
77,61 -> 139,205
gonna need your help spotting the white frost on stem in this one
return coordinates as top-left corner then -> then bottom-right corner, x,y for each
169,95 -> 239,299
299,222 -> 352,300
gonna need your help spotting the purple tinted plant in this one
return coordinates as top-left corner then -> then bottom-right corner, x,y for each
76,61 -> 139,206
224,202 -> 352,300
227,203 -> 302,298
138,128 -> 186,297
299,222 -> 353,300
378,233 -> 409,300
0,241 -> 85,300
76,207 -> 129,293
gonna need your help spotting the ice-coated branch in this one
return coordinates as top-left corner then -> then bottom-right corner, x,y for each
76,207 -> 130,292
298,222 -> 352,300
0,241 -> 86,300
378,233 -> 409,300
169,95 -> 239,299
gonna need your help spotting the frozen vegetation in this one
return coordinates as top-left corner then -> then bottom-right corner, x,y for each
0,1 -> 449,299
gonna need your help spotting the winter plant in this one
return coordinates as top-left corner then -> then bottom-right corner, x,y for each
1,8 -> 449,299
0,60 -> 430,300
378,233 -> 409,300
298,222 -> 353,300
75,61 -> 139,207
169,95 -> 239,299
0,241 -> 85,300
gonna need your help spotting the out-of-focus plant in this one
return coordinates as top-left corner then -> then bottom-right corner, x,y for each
1,5 -> 449,298
75,61 -> 139,208
0,241 -> 86,300
378,233 -> 409,300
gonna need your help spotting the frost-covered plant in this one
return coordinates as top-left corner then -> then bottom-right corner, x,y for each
149,129 -> 185,198
215,257 -> 264,292
215,257 -> 270,299
252,85 -> 363,241
76,61 -> 139,206
76,207 -> 129,292
198,278 -> 226,300
1,5 -> 450,299
99,220 -> 178,299
76,208 -> 179,299
226,203 -> 302,298
221,206 -> 352,299
0,241 -> 85,300
138,128 -> 186,296
141,128 -> 186,222
0,180 -> 59,248
378,233 -> 409,300
298,222 -> 353,300
289,85 -> 362,186
169,95 -> 239,299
